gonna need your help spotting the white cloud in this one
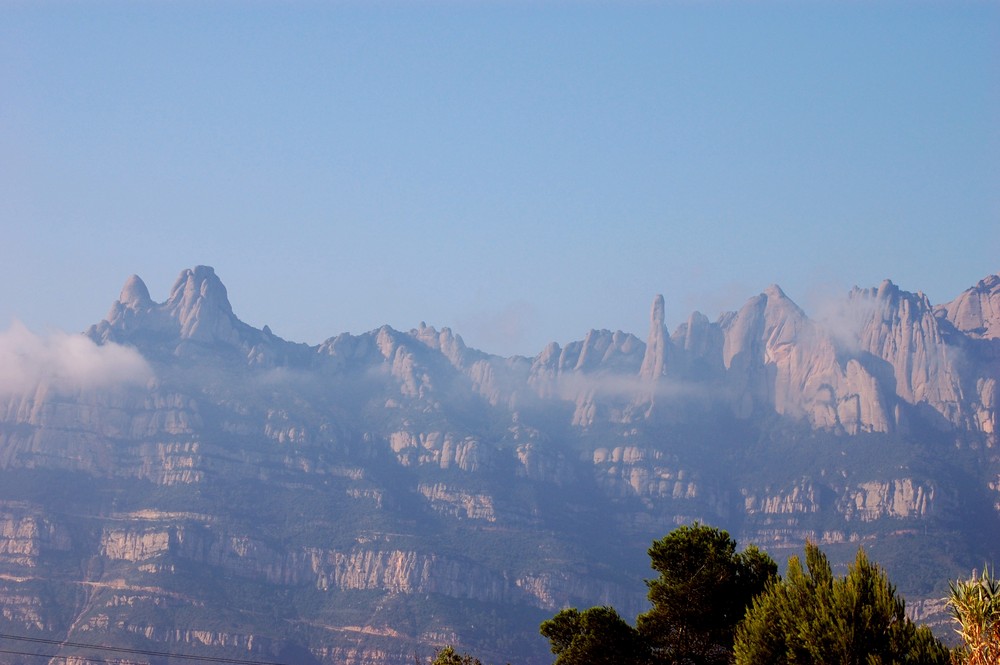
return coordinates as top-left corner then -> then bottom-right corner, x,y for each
552,371 -> 720,403
0,321 -> 153,396
808,293 -> 877,354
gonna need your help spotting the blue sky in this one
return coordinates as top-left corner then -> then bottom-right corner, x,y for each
2,2 -> 998,357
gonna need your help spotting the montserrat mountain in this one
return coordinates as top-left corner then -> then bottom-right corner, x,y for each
0,266 -> 997,664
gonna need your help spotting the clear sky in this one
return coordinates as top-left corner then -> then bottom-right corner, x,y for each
2,1 -> 998,357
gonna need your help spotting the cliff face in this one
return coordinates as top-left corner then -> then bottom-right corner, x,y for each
0,267 -> 998,664
938,274 -> 1000,340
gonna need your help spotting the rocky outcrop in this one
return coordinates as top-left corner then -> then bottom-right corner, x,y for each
131,441 -> 204,485
852,281 -> 966,427
639,295 -> 668,381
90,267 -> 243,346
938,274 -> 1000,340
318,550 -> 490,600
0,512 -> 72,567
743,476 -> 936,524
743,480 -> 822,515
592,446 -> 701,501
388,431 -> 491,472
670,310 -> 725,380
514,441 -> 576,484
95,520 -> 636,613
526,328 -> 645,427
0,583 -> 48,631
418,484 -> 496,522
713,286 -> 897,433
410,323 -> 473,369
840,479 -> 935,521
88,266 -> 311,370
101,527 -> 175,561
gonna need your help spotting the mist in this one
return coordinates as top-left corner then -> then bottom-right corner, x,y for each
0,321 -> 153,396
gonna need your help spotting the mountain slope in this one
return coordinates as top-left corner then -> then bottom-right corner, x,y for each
0,266 -> 997,664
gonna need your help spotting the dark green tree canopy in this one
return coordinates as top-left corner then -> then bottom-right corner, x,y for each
430,646 -> 483,665
539,605 -> 650,665
734,542 -> 951,665
635,522 -> 777,665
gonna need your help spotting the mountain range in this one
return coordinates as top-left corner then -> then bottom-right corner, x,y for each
0,265 -> 998,664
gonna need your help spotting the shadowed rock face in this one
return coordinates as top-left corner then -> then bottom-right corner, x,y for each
0,266 -> 998,664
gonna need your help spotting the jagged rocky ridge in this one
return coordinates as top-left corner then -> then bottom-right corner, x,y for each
0,265 -> 998,664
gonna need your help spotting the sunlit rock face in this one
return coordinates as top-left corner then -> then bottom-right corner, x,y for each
0,266 -> 998,664
938,274 -> 1000,340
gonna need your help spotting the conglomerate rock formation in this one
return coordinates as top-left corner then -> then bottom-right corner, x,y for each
0,266 -> 998,664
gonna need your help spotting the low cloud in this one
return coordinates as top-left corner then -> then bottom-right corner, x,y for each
0,321 -> 154,396
809,294 -> 877,354
552,371 -> 722,404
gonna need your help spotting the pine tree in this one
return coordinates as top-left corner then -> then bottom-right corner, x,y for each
539,605 -> 650,665
734,542 -> 951,665
635,522 -> 777,665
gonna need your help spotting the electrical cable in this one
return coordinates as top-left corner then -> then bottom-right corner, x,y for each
0,646 -> 120,664
0,631 -> 293,665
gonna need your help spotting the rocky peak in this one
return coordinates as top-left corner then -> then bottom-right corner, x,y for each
851,279 -> 965,425
163,266 -> 239,344
571,330 -> 643,374
639,295 -> 668,380
92,275 -> 158,342
88,267 -> 300,367
118,275 -> 153,312
760,284 -> 810,350
526,342 -> 562,399
721,285 -> 807,370
937,273 -> 1000,340
535,342 -> 560,368
668,311 -> 726,383
674,311 -> 719,356
411,323 -> 469,368
717,286 -> 813,419
376,326 -> 401,360
851,279 -> 935,324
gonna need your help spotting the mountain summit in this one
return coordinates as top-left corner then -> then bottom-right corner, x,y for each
92,265 -> 243,346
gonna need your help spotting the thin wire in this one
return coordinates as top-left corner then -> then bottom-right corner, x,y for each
0,647 -> 117,664
0,632 -> 293,665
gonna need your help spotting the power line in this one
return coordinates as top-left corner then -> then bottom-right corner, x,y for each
0,632 -> 294,665
0,646 -> 123,664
